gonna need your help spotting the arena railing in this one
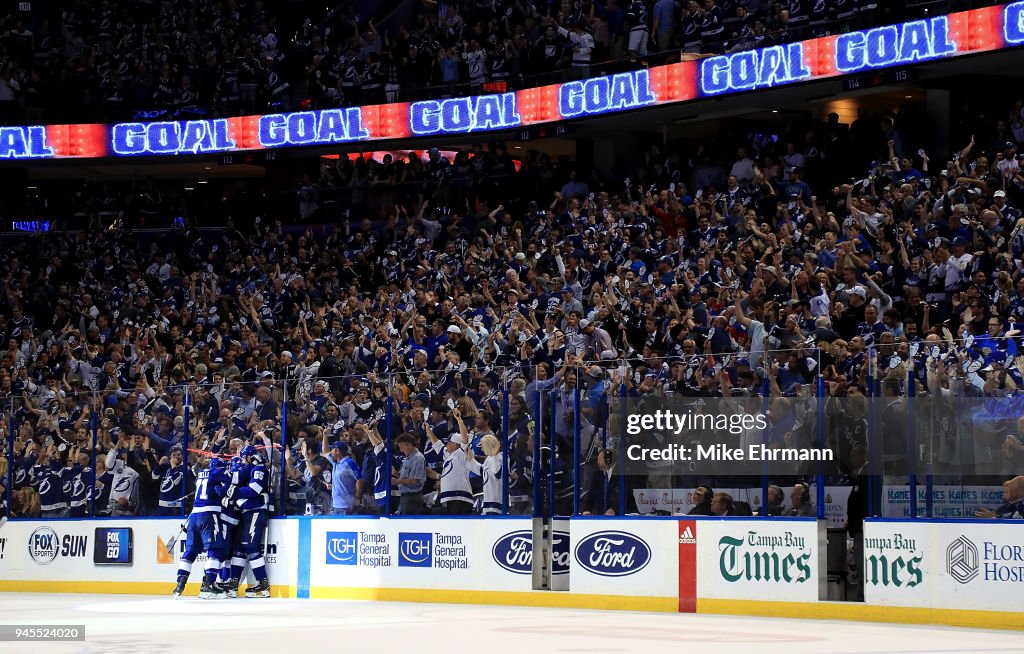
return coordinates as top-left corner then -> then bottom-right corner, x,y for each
3,338 -> 1020,522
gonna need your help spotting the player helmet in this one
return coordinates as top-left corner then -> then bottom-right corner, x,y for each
239,445 -> 257,459
209,457 -> 226,471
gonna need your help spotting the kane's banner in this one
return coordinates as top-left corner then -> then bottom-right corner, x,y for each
0,4 -> 1016,160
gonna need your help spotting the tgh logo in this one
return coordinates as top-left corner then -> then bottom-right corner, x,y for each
574,531 -> 650,577
398,532 -> 433,568
326,532 -> 357,565
946,535 -> 979,584
491,530 -> 569,575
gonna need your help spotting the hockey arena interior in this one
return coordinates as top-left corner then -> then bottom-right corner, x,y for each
2,0 -> 1024,652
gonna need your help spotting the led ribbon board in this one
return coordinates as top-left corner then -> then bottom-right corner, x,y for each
833,16 -> 957,74
558,70 -> 658,119
410,93 -> 521,135
1006,1 -> 1024,42
0,126 -> 55,159
258,108 -> 370,147
701,44 -> 812,95
0,2 -> 1019,160
111,119 -> 237,155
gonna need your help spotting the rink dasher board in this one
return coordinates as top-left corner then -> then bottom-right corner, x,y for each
2,515 -> 1024,631
0,517 -> 297,596
862,518 -> 1024,614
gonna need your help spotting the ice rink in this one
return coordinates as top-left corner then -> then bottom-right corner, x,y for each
0,594 -> 1022,654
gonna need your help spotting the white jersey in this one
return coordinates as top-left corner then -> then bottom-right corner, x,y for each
105,449 -> 140,510
296,361 -> 321,397
466,454 -> 502,514
462,49 -> 487,83
433,440 -> 473,505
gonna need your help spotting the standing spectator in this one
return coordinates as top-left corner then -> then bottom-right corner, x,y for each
600,0 -> 627,60
462,39 -> 488,89
845,446 -> 869,600
427,412 -> 474,514
731,147 -> 757,183
700,0 -> 726,46
153,444 -> 193,516
324,438 -> 361,515
393,433 -> 426,515
582,448 -> 619,515
626,0 -> 650,57
104,444 -> 141,517
299,436 -> 332,515
557,21 -> 595,80
652,0 -> 679,53
466,433 -> 503,514
680,1 -> 704,53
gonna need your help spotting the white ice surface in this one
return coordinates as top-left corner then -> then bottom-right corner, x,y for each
0,594 -> 1022,654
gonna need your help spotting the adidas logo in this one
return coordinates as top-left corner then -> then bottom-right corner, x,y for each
679,526 -> 696,545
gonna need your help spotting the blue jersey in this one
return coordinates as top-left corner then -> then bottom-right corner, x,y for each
33,459 -> 66,512
423,429 -> 446,474
95,470 -> 113,513
193,467 -> 230,514
372,443 -> 388,506
63,464 -> 91,515
235,463 -> 269,512
286,467 -> 307,513
509,450 -> 534,499
219,463 -> 243,526
155,463 -> 191,509
12,458 -> 29,490
330,457 -> 361,510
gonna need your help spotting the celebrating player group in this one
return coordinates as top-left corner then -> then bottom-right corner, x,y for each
172,446 -> 272,599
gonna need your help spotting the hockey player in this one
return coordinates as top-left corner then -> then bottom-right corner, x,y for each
173,457 -> 231,599
217,456 -> 245,597
465,433 -> 503,515
228,445 -> 271,598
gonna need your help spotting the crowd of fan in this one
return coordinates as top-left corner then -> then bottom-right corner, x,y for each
4,94 -> 1024,520
0,0 -> 999,122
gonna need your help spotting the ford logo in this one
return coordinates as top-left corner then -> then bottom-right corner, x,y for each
574,531 -> 651,577
492,530 -> 569,575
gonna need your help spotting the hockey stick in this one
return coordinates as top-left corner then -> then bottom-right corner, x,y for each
163,522 -> 187,557
160,486 -> 200,557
